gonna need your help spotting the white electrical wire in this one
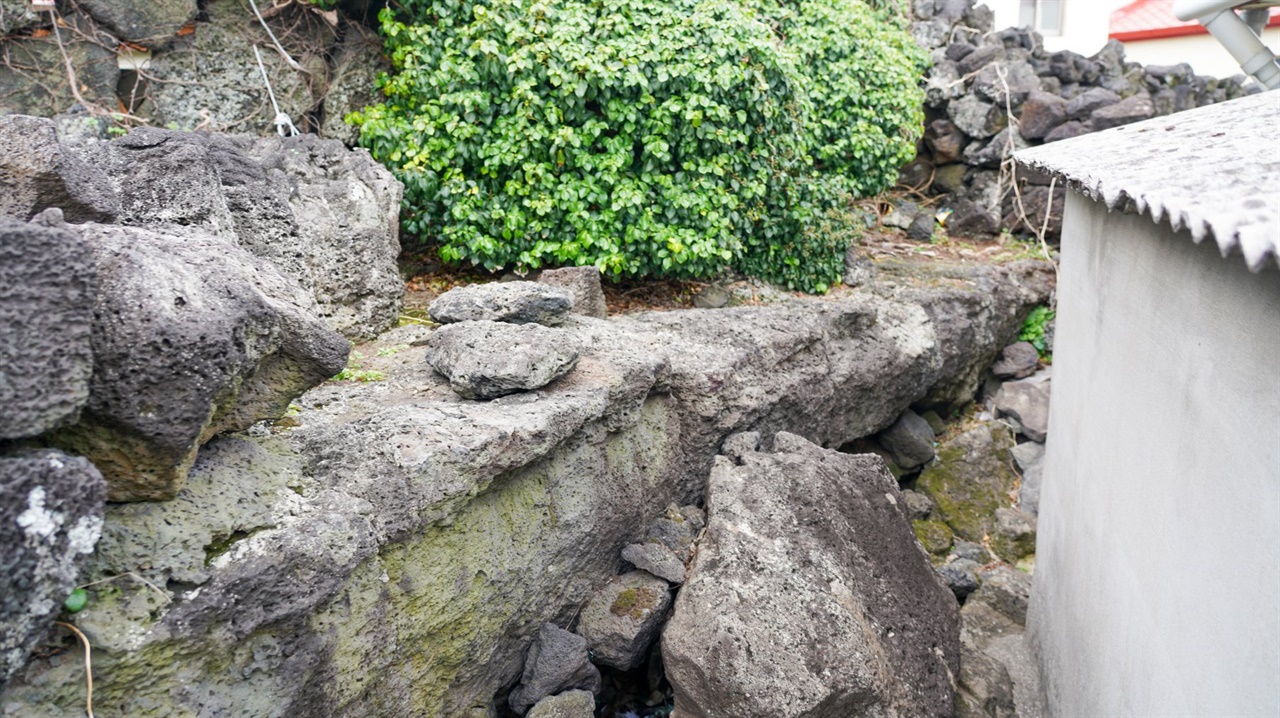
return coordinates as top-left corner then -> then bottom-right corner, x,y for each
254,45 -> 299,136
247,0 -> 303,71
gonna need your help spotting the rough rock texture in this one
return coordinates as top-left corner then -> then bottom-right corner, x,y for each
0,29 -> 119,118
0,258 -> 1050,717
578,570 -> 672,671
990,507 -> 1037,561
82,127 -> 404,340
0,116 -> 119,224
957,566 -> 1043,718
938,558 -> 982,601
0,0 -> 41,35
141,0 -> 325,133
993,376 -> 1051,442
1089,92 -> 1155,130
1018,92 -> 1068,140
1011,440 -> 1045,515
319,27 -> 385,145
877,409 -> 937,470
0,0 -> 389,140
991,342 -> 1040,379
0,449 -> 106,688
430,281 -> 575,326
0,215 -> 97,439
663,433 -> 960,717
621,542 -> 686,585
51,223 -> 349,502
425,321 -> 581,400
507,624 -> 601,714
916,422 -> 1019,543
539,267 -> 608,319
644,504 -> 705,563
527,690 -> 596,718
77,0 -> 197,49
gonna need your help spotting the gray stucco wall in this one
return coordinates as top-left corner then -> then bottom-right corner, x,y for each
1030,191 -> 1280,716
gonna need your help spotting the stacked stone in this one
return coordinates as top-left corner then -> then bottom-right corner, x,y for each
906,0 -> 1259,239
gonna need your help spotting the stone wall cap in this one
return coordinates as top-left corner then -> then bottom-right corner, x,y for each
1015,90 -> 1280,272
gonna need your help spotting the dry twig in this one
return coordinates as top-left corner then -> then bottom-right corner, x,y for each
53,621 -> 94,718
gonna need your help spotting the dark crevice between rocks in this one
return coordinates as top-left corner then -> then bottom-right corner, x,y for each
592,647 -> 674,718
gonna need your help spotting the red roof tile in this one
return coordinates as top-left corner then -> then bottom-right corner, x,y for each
1110,0 -> 1280,41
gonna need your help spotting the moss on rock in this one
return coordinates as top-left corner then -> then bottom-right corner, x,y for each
913,519 -> 955,556
915,422 -> 1018,543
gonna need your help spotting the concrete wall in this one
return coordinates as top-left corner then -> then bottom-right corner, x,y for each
987,0 -> 1127,54
1029,191 -> 1280,716
1121,28 -> 1280,78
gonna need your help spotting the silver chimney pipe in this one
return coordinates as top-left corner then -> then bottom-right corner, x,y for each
1173,0 -> 1280,89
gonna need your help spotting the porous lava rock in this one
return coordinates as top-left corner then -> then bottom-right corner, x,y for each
662,433 -> 960,717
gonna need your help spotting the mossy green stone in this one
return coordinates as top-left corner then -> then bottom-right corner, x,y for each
913,519 -> 954,555
915,422 -> 1018,543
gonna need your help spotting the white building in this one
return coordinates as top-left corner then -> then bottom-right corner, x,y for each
1016,90 -> 1280,716
1111,1 -> 1280,77
983,0 -> 1280,77
984,0 -> 1130,54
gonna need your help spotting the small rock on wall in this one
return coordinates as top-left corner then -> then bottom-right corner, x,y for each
0,449 -> 106,689
663,432 -> 960,718
425,320 -> 580,400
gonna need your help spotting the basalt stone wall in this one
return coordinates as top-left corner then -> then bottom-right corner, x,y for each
0,0 -> 385,144
905,0 -> 1259,240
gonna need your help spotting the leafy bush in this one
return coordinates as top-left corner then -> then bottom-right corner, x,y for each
351,0 -> 924,292
1019,305 -> 1055,358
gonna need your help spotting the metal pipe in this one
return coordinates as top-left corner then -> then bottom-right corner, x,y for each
1240,7 -> 1270,35
1172,1 -> 1280,89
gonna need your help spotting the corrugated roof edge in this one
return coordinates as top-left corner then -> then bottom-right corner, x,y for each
1015,91 -> 1280,273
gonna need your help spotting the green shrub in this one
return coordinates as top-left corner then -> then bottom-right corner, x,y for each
351,0 -> 924,292
1019,305 -> 1055,358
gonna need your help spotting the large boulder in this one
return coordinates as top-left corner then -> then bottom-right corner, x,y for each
50,223 -> 349,502
0,258 -> 1051,716
81,127 -> 404,340
242,135 -> 404,341
663,433 -> 960,717
0,214 -> 97,439
0,116 -> 118,223
0,449 -> 106,688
